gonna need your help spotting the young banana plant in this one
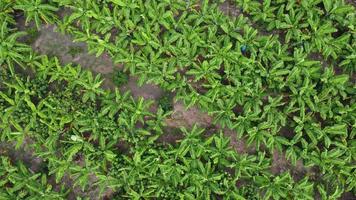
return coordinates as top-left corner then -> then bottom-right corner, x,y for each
14,0 -> 58,29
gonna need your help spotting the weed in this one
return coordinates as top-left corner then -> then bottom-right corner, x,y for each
67,45 -> 83,57
112,69 -> 129,87
158,93 -> 174,112
24,27 -> 40,44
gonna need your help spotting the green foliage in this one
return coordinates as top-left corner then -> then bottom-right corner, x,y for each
158,93 -> 174,112
67,45 -> 83,57
0,156 -> 68,199
234,0 -> 356,72
112,69 -> 129,87
13,0 -> 58,29
23,27 -> 40,45
1,0 -> 355,199
0,1 -> 15,25
0,21 -> 31,74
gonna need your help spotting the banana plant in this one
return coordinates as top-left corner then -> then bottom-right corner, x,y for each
209,98 -> 236,129
73,29 -> 115,57
256,172 -> 293,200
206,131 -> 236,166
0,156 -> 67,199
99,89 -> 131,119
230,152 -> 270,178
145,1 -> 175,30
232,112 -> 260,138
124,97 -> 153,129
339,46 -> 356,74
0,22 -> 31,74
278,8 -> 309,44
123,185 -> 156,200
14,0 -> 58,29
235,25 -> 259,55
145,59 -> 178,88
186,60 -> 221,83
235,0 -> 261,13
323,0 -> 355,24
185,160 -> 227,198
56,0 -> 98,32
206,38 -> 240,70
250,0 -> 277,24
75,71 -> 104,103
0,1 -> 15,25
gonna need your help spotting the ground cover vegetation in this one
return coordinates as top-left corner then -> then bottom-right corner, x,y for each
0,0 -> 355,199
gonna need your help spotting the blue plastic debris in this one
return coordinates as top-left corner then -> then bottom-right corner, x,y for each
241,45 -> 247,52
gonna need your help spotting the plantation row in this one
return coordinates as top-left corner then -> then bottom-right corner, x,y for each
0,0 -> 355,199
1,53 -> 310,199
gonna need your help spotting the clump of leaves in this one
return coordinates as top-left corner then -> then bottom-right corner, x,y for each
0,1 -> 15,25
112,69 -> 129,87
67,45 -> 83,57
158,93 -> 174,112
13,0 -> 58,29
0,21 -> 31,73
23,27 -> 40,45
239,183 -> 259,200
0,156 -> 68,199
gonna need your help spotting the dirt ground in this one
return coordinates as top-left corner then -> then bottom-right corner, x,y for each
346,0 -> 356,6
219,0 -> 241,17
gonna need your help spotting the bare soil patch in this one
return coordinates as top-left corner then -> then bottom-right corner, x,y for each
219,0 -> 241,17
165,100 -> 213,128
